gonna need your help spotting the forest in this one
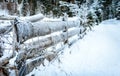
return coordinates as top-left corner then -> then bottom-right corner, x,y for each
0,0 -> 119,19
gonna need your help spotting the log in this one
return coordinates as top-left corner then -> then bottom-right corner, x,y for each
17,53 -> 56,76
23,28 -> 80,49
21,13 -> 44,22
20,47 -> 64,75
0,15 -> 17,20
13,18 -> 80,43
0,25 -> 12,35
0,13 -> 44,22
0,66 -> 9,76
25,56 -> 45,75
0,53 -> 13,66
0,48 -> 14,66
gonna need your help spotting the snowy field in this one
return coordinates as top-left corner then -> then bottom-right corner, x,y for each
27,19 -> 120,76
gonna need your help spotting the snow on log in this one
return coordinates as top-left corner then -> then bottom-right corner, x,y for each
25,53 -> 58,75
24,56 -> 45,75
13,18 -> 80,43
23,28 -> 80,49
0,13 -> 44,22
21,13 -> 44,22
0,15 -> 17,20
0,52 -> 13,66
0,25 -> 12,35
19,46 -> 64,75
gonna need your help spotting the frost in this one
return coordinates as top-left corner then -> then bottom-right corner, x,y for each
14,18 -> 32,43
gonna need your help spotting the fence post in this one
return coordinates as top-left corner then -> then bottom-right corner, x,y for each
12,18 -> 20,76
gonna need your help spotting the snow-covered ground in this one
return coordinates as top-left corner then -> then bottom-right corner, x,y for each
27,19 -> 120,76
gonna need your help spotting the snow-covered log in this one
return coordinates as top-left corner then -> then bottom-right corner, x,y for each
18,46 -> 64,76
13,18 -> 80,43
0,13 -> 44,22
23,28 -> 80,49
26,52 -> 58,74
0,52 -> 13,66
0,25 -> 12,35
0,15 -> 16,20
21,13 -> 44,22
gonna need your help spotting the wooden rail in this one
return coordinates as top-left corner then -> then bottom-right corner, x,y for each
13,18 -> 80,43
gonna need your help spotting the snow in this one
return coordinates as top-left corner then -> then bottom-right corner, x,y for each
27,19 -> 120,76
20,13 -> 44,22
42,16 -> 79,22
0,9 -> 9,16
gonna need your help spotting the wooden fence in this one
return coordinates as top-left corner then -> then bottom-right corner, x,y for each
0,14 -> 87,76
